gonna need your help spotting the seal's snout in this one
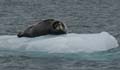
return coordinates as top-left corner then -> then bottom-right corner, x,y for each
56,23 -> 64,31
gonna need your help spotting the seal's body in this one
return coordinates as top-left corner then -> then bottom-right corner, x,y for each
17,19 -> 67,38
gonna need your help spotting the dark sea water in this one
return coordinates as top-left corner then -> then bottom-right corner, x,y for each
0,0 -> 120,70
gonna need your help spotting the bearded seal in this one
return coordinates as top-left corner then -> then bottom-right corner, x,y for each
17,19 -> 67,38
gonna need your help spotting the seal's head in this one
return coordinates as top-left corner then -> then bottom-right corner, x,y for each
50,20 -> 67,34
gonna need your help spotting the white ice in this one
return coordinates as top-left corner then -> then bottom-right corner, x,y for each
0,32 -> 118,53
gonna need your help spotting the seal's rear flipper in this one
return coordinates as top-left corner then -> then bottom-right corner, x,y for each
17,32 -> 23,38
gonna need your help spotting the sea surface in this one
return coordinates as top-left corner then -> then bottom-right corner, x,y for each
0,0 -> 120,70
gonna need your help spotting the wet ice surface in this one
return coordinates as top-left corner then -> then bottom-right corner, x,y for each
0,32 -> 118,53
0,0 -> 120,70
